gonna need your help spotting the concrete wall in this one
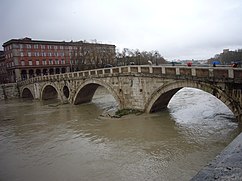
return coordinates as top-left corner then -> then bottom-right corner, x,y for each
0,83 -> 19,100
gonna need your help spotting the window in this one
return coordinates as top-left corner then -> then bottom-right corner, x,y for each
29,60 -> 33,65
11,62 -> 14,67
28,52 -> 31,57
60,46 -> 64,50
55,59 -> 59,65
54,46 -> 58,50
43,59 -> 46,65
20,44 -> 23,49
34,52 -> 39,56
49,59 -> 53,65
61,59 -> 65,64
27,44 -> 31,49
47,45 -> 52,49
20,52 -> 24,57
34,44 -> 38,49
36,60 -> 39,65
41,45 -> 45,49
49,52 -> 52,56
21,61 -> 25,66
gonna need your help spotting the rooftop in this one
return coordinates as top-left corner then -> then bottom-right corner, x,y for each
3,37 -> 115,47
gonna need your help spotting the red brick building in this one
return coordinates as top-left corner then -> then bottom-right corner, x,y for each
2,37 -> 115,82
0,51 -> 8,83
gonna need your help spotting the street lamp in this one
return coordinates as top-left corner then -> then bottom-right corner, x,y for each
137,52 -> 141,65
155,52 -> 158,66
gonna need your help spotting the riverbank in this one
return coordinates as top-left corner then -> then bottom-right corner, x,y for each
191,132 -> 242,180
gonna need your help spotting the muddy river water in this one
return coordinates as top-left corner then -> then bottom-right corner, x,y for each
0,87 -> 240,180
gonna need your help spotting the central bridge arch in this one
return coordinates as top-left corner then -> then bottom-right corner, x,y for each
73,79 -> 122,108
145,80 -> 241,120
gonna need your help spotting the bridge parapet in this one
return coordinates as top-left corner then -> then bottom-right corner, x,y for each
17,65 -> 242,86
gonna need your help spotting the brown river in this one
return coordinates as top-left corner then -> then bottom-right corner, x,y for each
0,87 -> 241,181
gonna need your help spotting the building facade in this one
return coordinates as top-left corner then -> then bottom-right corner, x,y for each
0,51 -> 8,83
2,37 -> 115,82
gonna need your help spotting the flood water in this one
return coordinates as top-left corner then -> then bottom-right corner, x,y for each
0,87 -> 240,181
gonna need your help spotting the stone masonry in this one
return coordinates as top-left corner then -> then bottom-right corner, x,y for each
17,65 -> 242,123
0,83 -> 19,100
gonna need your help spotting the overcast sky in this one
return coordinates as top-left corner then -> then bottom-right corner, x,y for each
1,0 -> 242,60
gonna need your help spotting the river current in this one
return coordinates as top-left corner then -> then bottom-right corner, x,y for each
0,87 -> 240,181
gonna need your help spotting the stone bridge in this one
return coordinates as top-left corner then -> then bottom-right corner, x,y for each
17,65 -> 242,123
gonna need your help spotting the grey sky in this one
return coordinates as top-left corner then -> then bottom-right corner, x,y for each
1,0 -> 242,60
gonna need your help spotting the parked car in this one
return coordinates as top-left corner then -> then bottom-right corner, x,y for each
104,64 -> 113,68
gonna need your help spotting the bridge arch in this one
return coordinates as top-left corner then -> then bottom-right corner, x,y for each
21,87 -> 34,99
41,84 -> 59,100
73,79 -> 122,108
145,80 -> 241,121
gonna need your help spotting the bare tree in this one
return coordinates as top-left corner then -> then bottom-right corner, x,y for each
70,41 -> 116,71
116,48 -> 167,66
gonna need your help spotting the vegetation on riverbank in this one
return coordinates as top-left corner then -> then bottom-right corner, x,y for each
114,109 -> 142,117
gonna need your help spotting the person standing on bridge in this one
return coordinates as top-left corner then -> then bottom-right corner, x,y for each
187,62 -> 192,67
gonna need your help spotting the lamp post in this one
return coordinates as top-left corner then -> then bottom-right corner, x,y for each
137,52 -> 141,65
155,52 -> 158,66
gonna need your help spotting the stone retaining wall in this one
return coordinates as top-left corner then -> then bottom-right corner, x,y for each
191,132 -> 242,180
0,83 -> 19,100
